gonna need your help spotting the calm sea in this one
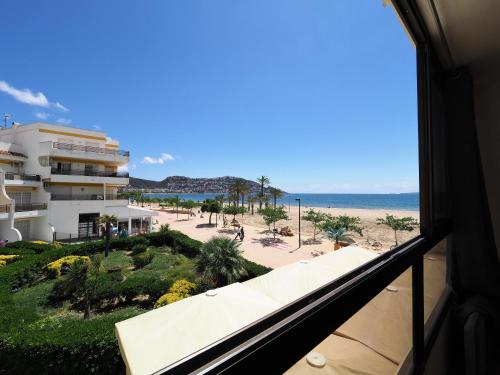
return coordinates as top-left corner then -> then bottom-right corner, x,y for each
144,192 -> 419,211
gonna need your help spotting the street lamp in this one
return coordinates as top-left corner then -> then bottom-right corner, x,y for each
176,195 -> 179,219
295,198 -> 301,248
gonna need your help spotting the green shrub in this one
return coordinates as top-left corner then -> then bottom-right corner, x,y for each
0,306 -> 139,374
241,259 -> 272,281
132,251 -> 154,269
47,279 -> 74,305
145,231 -> 202,257
117,273 -> 170,303
110,236 -> 149,251
0,229 -> 270,374
130,244 -> 147,256
2,241 -> 50,255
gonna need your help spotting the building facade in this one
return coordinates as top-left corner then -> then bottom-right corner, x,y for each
0,122 -> 157,242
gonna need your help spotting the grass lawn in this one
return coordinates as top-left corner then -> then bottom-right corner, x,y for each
7,246 -> 197,326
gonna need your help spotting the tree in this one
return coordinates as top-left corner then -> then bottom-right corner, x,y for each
269,187 -> 284,208
255,193 -> 270,210
215,194 -> 225,222
376,214 -> 419,246
256,176 -> 270,209
196,236 -> 247,287
98,214 -> 117,257
158,223 -> 170,246
227,193 -> 240,207
302,209 -> 327,241
180,200 -> 196,220
64,255 -> 103,320
321,215 -> 363,246
258,206 -> 289,239
248,196 -> 256,215
223,205 -> 246,222
201,199 -> 221,225
229,179 -> 249,207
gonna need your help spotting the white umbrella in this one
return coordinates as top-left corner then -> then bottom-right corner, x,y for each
285,334 -> 398,375
115,282 -> 281,375
244,246 -> 379,306
335,254 -> 446,365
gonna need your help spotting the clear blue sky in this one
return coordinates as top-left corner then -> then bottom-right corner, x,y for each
0,0 -> 417,193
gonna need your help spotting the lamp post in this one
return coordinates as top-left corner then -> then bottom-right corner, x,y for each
295,197 -> 301,248
176,195 -> 179,219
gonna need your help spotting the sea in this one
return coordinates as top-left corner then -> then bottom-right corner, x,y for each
144,192 -> 419,211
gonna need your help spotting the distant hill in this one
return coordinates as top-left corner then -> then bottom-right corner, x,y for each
127,176 -> 281,194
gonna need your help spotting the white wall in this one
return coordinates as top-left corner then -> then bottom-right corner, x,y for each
49,200 -> 128,235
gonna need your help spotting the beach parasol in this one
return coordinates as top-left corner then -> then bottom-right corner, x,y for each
244,246 -> 379,305
334,255 -> 446,365
115,282 -> 281,375
284,334 -> 398,375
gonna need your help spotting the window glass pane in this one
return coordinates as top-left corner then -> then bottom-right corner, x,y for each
424,237 -> 448,328
285,267 -> 413,375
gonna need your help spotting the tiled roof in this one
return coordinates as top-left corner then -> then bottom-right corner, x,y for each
0,150 -> 27,158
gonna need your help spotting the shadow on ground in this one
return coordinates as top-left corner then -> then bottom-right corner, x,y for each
196,224 -> 217,228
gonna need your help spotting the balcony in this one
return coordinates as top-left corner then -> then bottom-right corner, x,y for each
4,172 -> 42,186
51,194 -> 121,201
12,202 -> 48,219
14,203 -> 48,212
49,167 -> 129,185
4,172 -> 41,182
40,141 -> 129,165
50,168 -> 129,178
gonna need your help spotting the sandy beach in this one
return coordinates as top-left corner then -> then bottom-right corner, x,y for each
145,203 -> 420,268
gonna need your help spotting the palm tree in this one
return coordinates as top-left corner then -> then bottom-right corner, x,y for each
229,179 -> 248,207
248,196 -> 256,215
158,224 -> 170,246
240,183 -> 250,207
269,187 -> 284,208
256,176 -> 270,209
98,214 -> 117,257
65,255 -> 103,320
195,236 -> 247,287
215,194 -> 225,223
256,193 -> 270,210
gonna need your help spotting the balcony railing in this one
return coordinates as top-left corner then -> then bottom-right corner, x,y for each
53,232 -> 101,243
14,203 -> 48,212
51,142 -> 129,157
51,194 -> 121,201
4,172 -> 41,181
50,168 -> 129,178
0,204 -> 10,213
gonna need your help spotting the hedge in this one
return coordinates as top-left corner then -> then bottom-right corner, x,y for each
0,230 -> 271,374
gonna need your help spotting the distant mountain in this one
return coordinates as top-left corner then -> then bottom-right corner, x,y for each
127,176 -> 281,194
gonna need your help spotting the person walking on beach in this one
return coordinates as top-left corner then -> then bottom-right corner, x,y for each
234,228 -> 241,241
239,227 -> 245,241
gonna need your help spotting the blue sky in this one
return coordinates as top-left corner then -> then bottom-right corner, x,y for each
0,0 -> 417,193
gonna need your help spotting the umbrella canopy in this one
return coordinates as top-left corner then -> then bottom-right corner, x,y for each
244,246 -> 379,305
335,254 -> 446,365
285,334 -> 398,375
115,283 -> 281,375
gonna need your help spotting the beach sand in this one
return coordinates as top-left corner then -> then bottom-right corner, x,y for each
147,204 -> 420,268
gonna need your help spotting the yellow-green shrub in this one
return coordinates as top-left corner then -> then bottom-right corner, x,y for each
0,254 -> 18,267
169,279 -> 196,297
154,279 -> 197,308
46,255 -> 90,278
52,241 -> 64,249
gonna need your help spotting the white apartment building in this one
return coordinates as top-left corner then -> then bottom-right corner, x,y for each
0,122 -> 157,243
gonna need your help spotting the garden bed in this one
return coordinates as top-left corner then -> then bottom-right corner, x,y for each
0,231 -> 271,374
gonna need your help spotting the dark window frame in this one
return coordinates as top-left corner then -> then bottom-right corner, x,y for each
157,1 -> 451,374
